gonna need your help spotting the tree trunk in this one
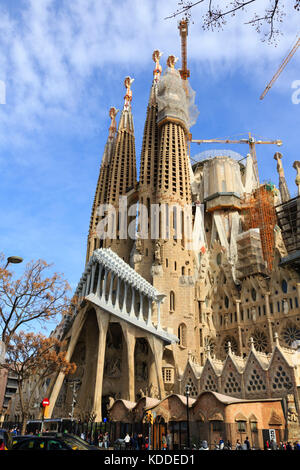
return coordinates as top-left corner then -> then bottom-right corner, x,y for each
17,381 -> 28,435
21,413 -> 28,435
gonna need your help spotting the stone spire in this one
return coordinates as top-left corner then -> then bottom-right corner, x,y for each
274,152 -> 291,203
134,51 -> 163,281
156,55 -> 192,206
104,77 -> 137,263
139,51 -> 162,193
293,161 -> 300,196
150,55 -> 195,372
107,77 -> 137,206
85,107 -> 118,264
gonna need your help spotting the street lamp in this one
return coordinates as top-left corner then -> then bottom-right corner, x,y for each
5,256 -> 23,269
185,384 -> 191,449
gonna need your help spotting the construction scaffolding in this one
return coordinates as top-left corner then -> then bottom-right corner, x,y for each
242,184 -> 277,272
236,228 -> 267,279
276,196 -> 300,254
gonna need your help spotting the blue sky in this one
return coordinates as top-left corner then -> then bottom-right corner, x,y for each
0,0 -> 299,333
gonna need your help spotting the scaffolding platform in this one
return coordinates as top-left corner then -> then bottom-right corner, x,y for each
236,228 -> 267,279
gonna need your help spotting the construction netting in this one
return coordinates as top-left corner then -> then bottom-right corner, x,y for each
156,67 -> 199,129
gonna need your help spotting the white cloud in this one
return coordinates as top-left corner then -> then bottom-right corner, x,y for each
0,0 -> 298,147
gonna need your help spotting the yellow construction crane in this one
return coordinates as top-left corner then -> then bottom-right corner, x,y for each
260,34 -> 300,100
191,132 -> 283,184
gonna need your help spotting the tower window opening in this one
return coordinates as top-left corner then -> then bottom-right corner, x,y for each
170,291 -> 175,312
178,323 -> 187,348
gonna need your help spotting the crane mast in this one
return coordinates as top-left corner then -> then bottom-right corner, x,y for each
178,19 -> 190,80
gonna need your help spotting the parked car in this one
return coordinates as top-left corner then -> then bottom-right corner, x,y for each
0,429 -> 13,450
11,434 -> 100,451
11,435 -> 33,448
40,432 -> 99,449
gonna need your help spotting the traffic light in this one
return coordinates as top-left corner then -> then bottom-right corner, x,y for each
146,411 -> 153,424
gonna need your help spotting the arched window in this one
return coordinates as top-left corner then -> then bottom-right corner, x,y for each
251,288 -> 257,301
281,279 -> 288,294
170,291 -> 175,311
178,323 -> 187,347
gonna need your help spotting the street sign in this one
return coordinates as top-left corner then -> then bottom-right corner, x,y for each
42,398 -> 50,407
269,429 -> 276,442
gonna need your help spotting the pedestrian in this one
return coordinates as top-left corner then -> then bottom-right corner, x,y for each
166,431 -> 172,450
235,439 -> 242,450
144,436 -> 149,450
124,432 -> 131,450
132,433 -> 138,450
162,433 -> 167,450
265,440 -> 270,450
219,437 -> 224,450
199,440 -> 209,450
137,433 -> 144,450
286,441 -> 293,451
98,433 -> 103,448
244,436 -> 251,450
270,439 -> 277,450
104,431 -> 109,449
294,440 -> 300,450
80,431 -> 85,441
225,440 -> 232,450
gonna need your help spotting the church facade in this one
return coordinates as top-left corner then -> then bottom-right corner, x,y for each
41,28 -> 300,440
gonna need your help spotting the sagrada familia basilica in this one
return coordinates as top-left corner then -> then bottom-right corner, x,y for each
7,21 -> 300,444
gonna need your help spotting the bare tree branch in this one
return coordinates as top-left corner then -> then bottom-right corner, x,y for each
165,0 -> 299,43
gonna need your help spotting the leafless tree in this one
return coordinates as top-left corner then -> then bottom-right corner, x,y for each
166,0 -> 300,43
3,332 -> 76,433
0,253 -> 73,352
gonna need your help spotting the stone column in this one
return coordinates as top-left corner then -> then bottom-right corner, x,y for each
47,308 -> 87,417
108,272 -> 115,304
130,287 -> 136,318
147,299 -> 153,327
90,264 -> 96,294
122,282 -> 128,314
274,152 -> 290,202
100,269 -> 108,301
235,299 -> 243,356
96,265 -> 103,297
148,336 -> 165,400
265,292 -> 274,349
157,300 -> 162,330
85,271 -> 91,295
138,293 -> 144,321
122,324 -> 136,402
293,161 -> 300,197
296,283 -> 300,304
115,277 -> 121,309
92,308 -> 109,421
